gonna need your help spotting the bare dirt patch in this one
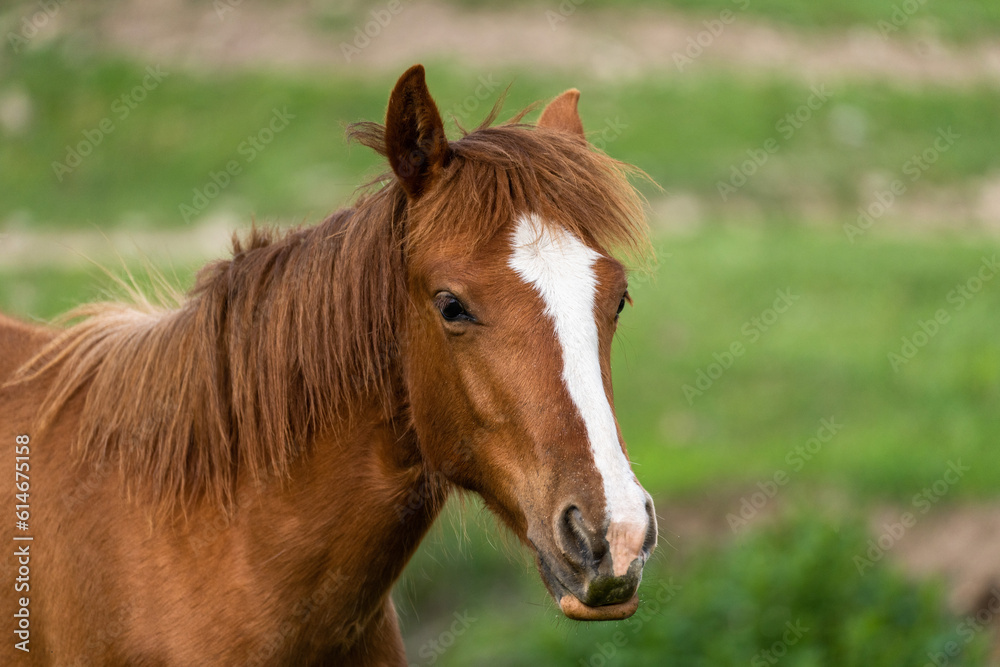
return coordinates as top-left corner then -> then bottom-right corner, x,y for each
889,504 -> 1000,613
654,489 -> 1000,654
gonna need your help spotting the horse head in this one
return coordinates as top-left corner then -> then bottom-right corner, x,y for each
385,65 -> 657,621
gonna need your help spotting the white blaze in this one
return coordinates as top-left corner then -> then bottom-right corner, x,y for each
508,213 -> 648,530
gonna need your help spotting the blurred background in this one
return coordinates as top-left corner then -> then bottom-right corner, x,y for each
2,0 -> 999,664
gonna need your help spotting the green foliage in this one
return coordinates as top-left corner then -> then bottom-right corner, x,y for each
414,517 -> 989,666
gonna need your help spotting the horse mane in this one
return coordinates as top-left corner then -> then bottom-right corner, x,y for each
350,104 -> 650,263
11,105 -> 650,517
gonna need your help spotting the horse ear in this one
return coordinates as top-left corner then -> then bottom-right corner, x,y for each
385,64 -> 450,199
537,89 -> 585,138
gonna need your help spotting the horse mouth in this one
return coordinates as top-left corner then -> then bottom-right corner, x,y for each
559,593 -> 640,621
532,546 -> 643,621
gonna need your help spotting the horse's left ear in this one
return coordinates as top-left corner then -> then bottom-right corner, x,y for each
385,64 -> 450,199
537,89 -> 585,138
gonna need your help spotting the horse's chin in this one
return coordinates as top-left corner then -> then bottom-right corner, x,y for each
558,593 -> 639,621
531,547 -> 642,621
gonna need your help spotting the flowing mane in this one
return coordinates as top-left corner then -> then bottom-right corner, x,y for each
10,113 -> 650,517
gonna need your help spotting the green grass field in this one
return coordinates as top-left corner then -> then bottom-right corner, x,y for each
2,14 -> 998,664
3,48 -> 999,230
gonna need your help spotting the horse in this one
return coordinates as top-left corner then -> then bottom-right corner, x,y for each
1,64 -> 657,665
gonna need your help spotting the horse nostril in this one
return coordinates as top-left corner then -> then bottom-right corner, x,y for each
559,505 -> 599,568
642,497 -> 658,555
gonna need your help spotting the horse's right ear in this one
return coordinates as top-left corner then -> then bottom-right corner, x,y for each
385,64 -> 450,199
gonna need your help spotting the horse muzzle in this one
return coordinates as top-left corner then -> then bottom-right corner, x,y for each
531,497 -> 657,621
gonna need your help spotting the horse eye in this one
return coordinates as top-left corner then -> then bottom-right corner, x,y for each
437,294 -> 470,322
616,291 -> 629,317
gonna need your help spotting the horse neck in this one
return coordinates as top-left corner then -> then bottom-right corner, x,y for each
217,405 -> 448,644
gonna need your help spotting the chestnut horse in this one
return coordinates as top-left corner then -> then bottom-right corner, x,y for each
1,65 -> 656,665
